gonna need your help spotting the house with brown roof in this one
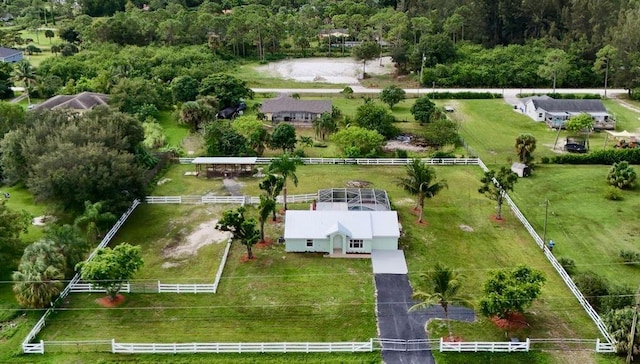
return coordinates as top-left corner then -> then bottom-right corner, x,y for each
33,92 -> 109,112
260,95 -> 332,123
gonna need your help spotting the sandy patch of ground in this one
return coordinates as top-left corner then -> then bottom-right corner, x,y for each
163,219 -> 231,260
32,215 -> 55,226
255,57 -> 395,84
384,140 -> 427,152
394,198 -> 415,206
459,224 -> 474,232
157,178 -> 172,186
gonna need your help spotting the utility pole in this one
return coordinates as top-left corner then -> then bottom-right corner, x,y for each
542,198 -> 549,246
419,52 -> 425,96
627,285 -> 640,364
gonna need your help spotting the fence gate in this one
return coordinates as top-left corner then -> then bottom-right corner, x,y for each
129,282 -> 159,293
375,339 -> 434,352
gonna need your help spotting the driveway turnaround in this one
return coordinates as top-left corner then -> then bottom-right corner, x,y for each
374,273 -> 475,364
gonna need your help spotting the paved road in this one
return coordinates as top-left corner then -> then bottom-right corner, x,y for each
375,274 -> 475,364
253,87 -> 628,99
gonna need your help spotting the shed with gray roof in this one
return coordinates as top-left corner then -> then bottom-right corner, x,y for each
260,95 -> 332,123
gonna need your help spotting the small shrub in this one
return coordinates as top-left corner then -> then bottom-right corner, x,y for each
604,187 -> 623,201
313,142 -> 328,148
292,148 -> 306,158
574,271 -> 610,312
431,151 -> 455,158
541,157 -> 550,164
341,87 -> 354,99
552,149 -> 640,165
395,149 -> 408,158
619,250 -> 640,265
607,161 -> 637,189
558,257 -> 577,276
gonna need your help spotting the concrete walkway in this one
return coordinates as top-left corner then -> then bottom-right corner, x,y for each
374,273 -> 475,364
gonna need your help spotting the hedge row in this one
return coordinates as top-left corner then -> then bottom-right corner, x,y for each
546,149 -> 640,164
428,92 -> 501,99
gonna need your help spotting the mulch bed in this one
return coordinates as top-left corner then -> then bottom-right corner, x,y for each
240,254 -> 257,263
490,215 -> 506,224
490,312 -> 529,330
255,239 -> 273,249
268,217 -> 284,224
442,336 -> 463,342
95,294 -> 125,308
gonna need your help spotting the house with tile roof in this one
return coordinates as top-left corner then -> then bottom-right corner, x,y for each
33,92 -> 109,112
260,95 -> 332,123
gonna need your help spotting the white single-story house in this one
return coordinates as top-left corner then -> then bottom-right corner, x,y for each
0,47 -> 23,63
260,95 -> 332,123
518,96 -> 613,129
284,210 -> 400,254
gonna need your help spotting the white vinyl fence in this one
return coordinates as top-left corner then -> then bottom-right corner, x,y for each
439,338 -> 530,352
69,283 -> 130,294
111,339 -> 374,354
179,157 -> 480,166
22,200 -> 141,354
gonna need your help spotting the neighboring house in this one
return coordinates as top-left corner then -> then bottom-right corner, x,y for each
519,96 -> 613,129
33,92 -> 109,112
318,28 -> 350,39
284,188 -> 400,254
260,95 -> 332,123
0,47 -> 23,63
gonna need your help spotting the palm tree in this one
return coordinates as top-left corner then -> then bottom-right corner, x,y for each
45,224 -> 89,276
396,159 -> 447,223
13,262 -> 64,308
515,134 -> 536,165
409,263 -> 469,340
258,195 -> 276,241
313,112 -> 337,141
74,201 -> 117,244
259,174 -> 284,221
13,60 -> 37,106
267,154 -> 302,211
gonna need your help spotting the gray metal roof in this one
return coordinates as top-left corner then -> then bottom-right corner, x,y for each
33,92 -> 109,111
0,47 -> 21,58
260,95 -> 332,114
191,157 -> 257,165
531,99 -> 607,113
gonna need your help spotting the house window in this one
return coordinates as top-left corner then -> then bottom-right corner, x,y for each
306,239 -> 313,247
538,113 -> 543,118
349,239 -> 363,249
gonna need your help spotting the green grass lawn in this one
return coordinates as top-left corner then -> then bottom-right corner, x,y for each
151,164 -> 227,195
108,205 -> 229,283
157,111 -> 190,147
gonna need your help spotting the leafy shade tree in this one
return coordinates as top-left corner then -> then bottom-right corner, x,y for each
0,201 -> 32,272
0,102 -> 25,135
353,41 -> 381,78
537,49 -> 570,93
380,85 -> 407,109
396,159 -> 447,223
216,207 -> 261,260
232,116 -> 270,156
409,263 -> 469,339
479,265 -> 546,319
478,167 -> 518,220
142,121 -> 166,149
110,77 -> 168,114
411,96 -> 437,124
355,101 -> 397,138
171,75 -> 199,103
259,174 -> 284,221
423,119 -> 459,148
607,161 -> 637,190
515,134 -> 537,165
179,101 -> 216,131
604,307 -> 640,358
74,201 -> 117,244
44,29 -> 55,44
199,74 -> 253,108
0,63 -> 15,99
267,154 -> 302,211
257,195 -> 276,242
333,126 -> 385,157
12,239 -> 65,308
77,243 -> 143,301
269,123 -> 297,153
13,60 -> 37,105
565,113 -> 594,150
204,122 -> 252,157
313,112 -> 337,141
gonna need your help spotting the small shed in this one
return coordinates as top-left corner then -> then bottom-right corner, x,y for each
191,157 -> 257,178
511,162 -> 530,178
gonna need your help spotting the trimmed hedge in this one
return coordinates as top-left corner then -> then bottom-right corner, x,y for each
518,93 -> 601,99
428,91 -> 501,99
550,149 -> 640,165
